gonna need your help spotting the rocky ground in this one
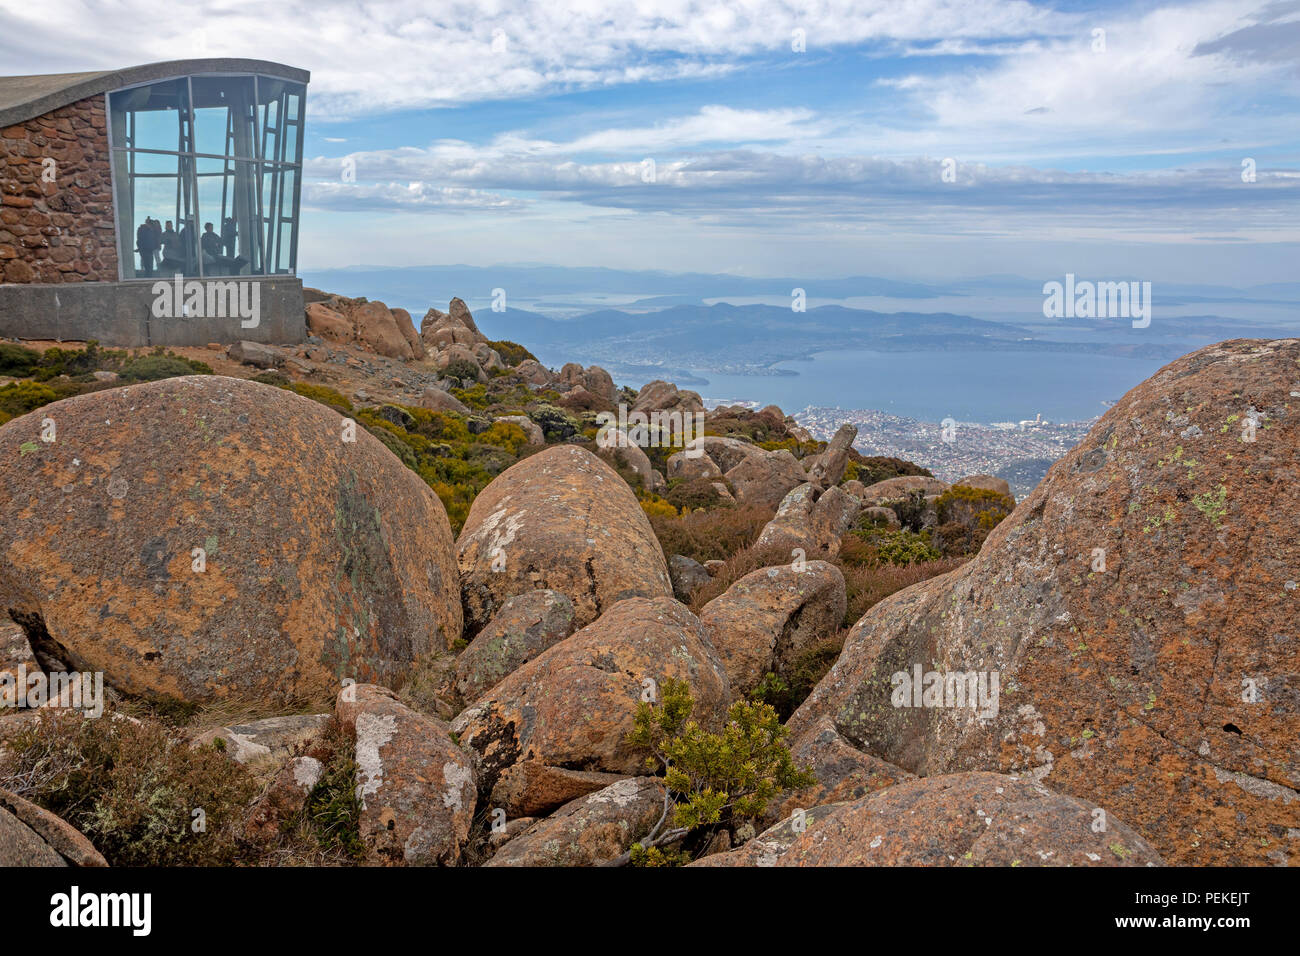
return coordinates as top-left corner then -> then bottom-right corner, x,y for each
0,292 -> 1294,868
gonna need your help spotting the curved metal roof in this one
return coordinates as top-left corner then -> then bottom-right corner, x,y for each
0,58 -> 309,128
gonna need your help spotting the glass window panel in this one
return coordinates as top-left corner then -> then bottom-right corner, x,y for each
259,164 -> 300,274
277,222 -> 295,274
112,151 -> 198,279
108,79 -> 191,153
256,77 -> 305,164
195,158 -> 261,276
191,75 -> 256,159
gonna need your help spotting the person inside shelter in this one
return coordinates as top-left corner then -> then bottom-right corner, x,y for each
201,221 -> 249,275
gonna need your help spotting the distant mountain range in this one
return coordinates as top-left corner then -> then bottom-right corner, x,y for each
299,263 -> 1300,384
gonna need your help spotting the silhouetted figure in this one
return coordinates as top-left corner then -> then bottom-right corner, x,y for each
160,221 -> 182,272
201,220 -> 249,276
136,218 -> 159,277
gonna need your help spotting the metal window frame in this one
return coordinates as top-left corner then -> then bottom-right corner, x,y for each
104,71 -> 304,282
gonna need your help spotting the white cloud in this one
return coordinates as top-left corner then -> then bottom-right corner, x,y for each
0,0 -> 1063,118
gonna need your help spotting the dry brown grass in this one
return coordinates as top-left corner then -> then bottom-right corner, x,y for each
649,503 -> 774,565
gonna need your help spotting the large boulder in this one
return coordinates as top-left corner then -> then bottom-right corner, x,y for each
687,435 -> 761,474
764,717 -> 914,825
451,596 -> 731,795
667,554 -> 711,603
955,474 -> 1013,498
485,777 -> 665,867
191,714 -> 331,782
422,298 -> 487,351
0,376 -> 462,703
0,788 -> 106,867
420,386 -> 471,416
456,445 -> 673,633
560,363 -> 617,406
351,300 -> 417,360
392,307 -> 425,359
454,589 -> 576,704
337,683 -> 477,866
805,423 -> 857,487
598,427 -> 664,492
432,345 -> 486,382
665,446 -> 722,481
699,561 -> 845,695
697,772 -> 1163,866
859,475 -> 948,503
755,483 -> 861,558
724,449 -> 808,512
244,756 -> 324,842
790,339 -> 1300,865
631,380 -> 704,415
514,360 -> 552,386
305,301 -> 351,342
488,761 -> 627,818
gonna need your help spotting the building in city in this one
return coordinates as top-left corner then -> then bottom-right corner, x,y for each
0,58 -> 309,345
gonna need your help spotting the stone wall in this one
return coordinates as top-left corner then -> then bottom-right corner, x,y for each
0,94 -> 118,284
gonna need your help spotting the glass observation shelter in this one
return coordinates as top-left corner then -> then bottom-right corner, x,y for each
108,69 -> 305,280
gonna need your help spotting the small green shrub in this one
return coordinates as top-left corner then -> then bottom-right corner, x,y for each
441,358 -> 481,382
627,678 -> 814,858
487,340 -> 537,367
118,355 -> 205,382
0,380 -> 57,417
864,528 -> 943,565
0,343 -> 39,377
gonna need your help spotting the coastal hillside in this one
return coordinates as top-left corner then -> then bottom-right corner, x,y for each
0,293 -> 1294,868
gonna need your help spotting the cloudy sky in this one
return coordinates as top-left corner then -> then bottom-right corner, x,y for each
3,0 -> 1297,282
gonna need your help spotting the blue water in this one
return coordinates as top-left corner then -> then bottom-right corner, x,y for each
660,349 -> 1174,423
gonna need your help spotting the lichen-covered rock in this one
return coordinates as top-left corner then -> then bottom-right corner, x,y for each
688,804 -> 843,867
790,339 -> 1300,865
485,776 -> 665,867
692,435 -> 762,474
192,714 -> 331,781
725,449 -> 808,511
0,804 -> 64,866
0,788 -> 106,867
756,483 -> 861,558
699,561 -> 845,695
488,759 -> 628,817
420,385 -> 471,416
631,380 -> 703,415
0,613 -> 36,690
244,756 -> 324,842
452,596 -> 730,794
668,554 -> 712,603
954,474 -> 1013,498
699,772 -> 1162,866
764,717 -> 914,826
858,475 -> 948,503
514,360 -> 551,386
351,300 -> 417,360
456,445 -> 672,633
560,363 -> 617,406
666,446 -> 722,481
337,683 -> 477,866
598,427 -> 664,492
860,505 -> 901,528
0,376 -> 462,703
805,423 -> 857,487
455,589 -> 575,704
